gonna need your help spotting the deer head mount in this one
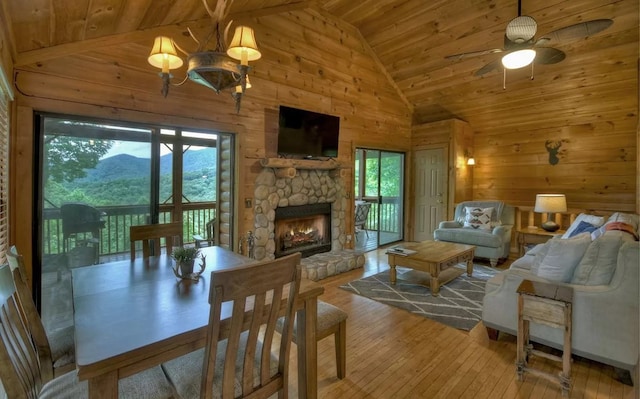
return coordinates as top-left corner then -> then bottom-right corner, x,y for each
544,140 -> 566,165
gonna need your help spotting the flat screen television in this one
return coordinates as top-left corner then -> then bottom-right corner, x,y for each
277,105 -> 340,159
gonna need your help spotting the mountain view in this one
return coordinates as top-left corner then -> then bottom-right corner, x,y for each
46,147 -> 217,207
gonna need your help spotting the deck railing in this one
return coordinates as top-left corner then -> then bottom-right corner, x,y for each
43,203 -> 216,256
360,197 -> 401,233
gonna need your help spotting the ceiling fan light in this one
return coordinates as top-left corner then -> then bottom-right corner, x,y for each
501,49 -> 536,69
148,36 -> 183,73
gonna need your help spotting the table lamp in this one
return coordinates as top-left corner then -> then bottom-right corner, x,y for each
534,194 -> 567,232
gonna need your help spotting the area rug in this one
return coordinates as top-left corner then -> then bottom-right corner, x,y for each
339,264 -> 498,331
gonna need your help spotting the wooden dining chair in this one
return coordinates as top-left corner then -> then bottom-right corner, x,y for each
6,245 -> 75,381
277,300 -> 348,379
0,264 -> 178,398
130,221 -> 183,261
161,252 -> 302,399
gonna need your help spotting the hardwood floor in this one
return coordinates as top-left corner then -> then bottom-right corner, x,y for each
287,248 -> 637,399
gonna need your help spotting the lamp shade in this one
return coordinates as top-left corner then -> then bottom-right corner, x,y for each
148,36 -> 183,72
501,49 -> 536,69
227,26 -> 262,63
466,157 -> 476,166
534,194 -> 567,213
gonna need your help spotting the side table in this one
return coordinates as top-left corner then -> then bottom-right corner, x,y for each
516,279 -> 573,396
517,227 -> 565,256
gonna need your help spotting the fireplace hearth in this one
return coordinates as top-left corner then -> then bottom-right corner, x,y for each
275,203 -> 331,258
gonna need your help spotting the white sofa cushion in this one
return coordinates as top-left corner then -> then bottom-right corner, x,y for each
571,231 -> 627,285
535,233 -> 591,282
562,213 -> 605,239
463,206 -> 493,231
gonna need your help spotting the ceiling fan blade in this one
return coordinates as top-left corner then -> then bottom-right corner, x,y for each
445,48 -> 503,61
534,47 -> 566,64
475,58 -> 502,77
538,19 -> 613,44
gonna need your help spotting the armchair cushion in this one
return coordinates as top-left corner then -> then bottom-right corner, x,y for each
434,227 -> 504,248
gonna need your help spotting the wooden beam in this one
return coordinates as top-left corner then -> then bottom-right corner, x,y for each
13,0 -> 311,67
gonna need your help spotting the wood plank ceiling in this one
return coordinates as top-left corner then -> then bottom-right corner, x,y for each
4,0 -> 634,124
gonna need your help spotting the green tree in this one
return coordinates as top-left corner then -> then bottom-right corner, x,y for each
44,135 -> 113,183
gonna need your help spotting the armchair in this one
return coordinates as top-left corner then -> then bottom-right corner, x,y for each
433,201 -> 515,266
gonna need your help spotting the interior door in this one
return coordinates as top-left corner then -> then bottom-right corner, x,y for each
413,148 -> 447,241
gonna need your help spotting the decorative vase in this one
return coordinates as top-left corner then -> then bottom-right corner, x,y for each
179,260 -> 195,276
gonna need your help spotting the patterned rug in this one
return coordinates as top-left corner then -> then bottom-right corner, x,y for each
340,264 -> 498,331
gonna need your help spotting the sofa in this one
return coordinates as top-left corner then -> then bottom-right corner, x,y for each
434,200 -> 515,266
482,212 -> 639,382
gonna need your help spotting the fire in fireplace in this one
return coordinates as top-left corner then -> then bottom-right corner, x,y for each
274,203 -> 331,258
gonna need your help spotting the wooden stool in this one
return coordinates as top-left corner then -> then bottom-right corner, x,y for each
279,300 -> 348,379
516,279 -> 573,396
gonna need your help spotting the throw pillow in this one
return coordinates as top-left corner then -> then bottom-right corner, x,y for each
530,238 -> 554,276
535,233 -> 591,282
463,207 -> 493,231
568,221 -> 598,238
562,213 -> 605,239
571,233 -> 624,286
607,212 -> 639,232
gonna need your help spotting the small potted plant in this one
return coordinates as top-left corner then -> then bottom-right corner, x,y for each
171,246 -> 201,277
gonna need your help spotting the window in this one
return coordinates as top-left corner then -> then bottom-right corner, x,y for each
0,66 -> 12,264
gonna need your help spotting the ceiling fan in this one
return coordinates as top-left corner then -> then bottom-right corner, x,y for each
445,0 -> 613,79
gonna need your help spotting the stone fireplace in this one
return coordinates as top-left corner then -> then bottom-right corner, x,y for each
253,167 -> 346,261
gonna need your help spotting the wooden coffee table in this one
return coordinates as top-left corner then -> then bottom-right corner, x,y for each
387,241 -> 475,296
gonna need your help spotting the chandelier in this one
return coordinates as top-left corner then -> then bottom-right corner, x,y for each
147,20 -> 261,113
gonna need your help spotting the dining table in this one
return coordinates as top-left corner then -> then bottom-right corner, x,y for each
72,246 -> 324,399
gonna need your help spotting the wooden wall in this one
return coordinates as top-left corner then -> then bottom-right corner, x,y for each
8,8 -> 412,265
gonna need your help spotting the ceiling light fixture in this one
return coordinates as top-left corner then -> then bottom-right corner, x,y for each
501,49 -> 537,69
147,13 -> 261,113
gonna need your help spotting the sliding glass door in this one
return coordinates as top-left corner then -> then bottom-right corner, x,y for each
354,148 -> 404,250
35,113 -> 233,329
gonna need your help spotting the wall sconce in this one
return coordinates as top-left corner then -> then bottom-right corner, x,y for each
464,150 -> 475,166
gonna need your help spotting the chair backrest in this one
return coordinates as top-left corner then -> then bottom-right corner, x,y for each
205,218 -> 215,241
129,222 -> 183,261
5,246 -> 55,384
0,263 -> 45,397
355,203 -> 371,226
200,252 -> 302,399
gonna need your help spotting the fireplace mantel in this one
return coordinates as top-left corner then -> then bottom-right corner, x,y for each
260,157 -> 343,170
260,158 -> 346,178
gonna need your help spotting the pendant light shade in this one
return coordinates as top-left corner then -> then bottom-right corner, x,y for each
148,36 -> 183,73
227,26 -> 262,65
